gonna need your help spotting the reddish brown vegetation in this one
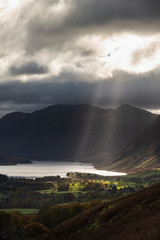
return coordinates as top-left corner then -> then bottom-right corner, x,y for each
36,183 -> 160,240
1,184 -> 160,239
24,222 -> 49,238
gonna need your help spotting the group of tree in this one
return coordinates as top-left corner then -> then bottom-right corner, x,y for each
0,201 -> 101,239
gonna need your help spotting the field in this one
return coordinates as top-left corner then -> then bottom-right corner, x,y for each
1,170 -> 160,239
1,208 -> 39,214
126,169 -> 160,178
1,169 -> 160,211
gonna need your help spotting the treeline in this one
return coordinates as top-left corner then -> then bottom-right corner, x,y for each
2,183 -> 160,240
0,201 -> 101,239
0,186 -> 133,209
36,183 -> 160,240
0,178 -> 136,209
0,177 -> 53,192
67,172 -> 160,185
1,171 -> 160,210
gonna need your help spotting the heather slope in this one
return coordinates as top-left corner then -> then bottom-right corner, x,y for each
37,183 -> 160,240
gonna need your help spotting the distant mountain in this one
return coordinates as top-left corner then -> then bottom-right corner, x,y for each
0,104 -> 157,163
106,115 -> 160,173
37,183 -> 160,240
0,151 -> 31,165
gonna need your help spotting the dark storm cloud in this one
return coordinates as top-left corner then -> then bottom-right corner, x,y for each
1,0 -> 160,117
31,0 -> 160,31
25,0 -> 160,52
0,70 -> 160,116
67,0 -> 160,27
9,62 -> 48,76
0,80 -> 95,105
81,50 -> 95,57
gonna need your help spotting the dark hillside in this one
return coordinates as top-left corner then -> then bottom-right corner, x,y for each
106,115 -> 160,173
37,183 -> 160,240
0,104 -> 156,163
0,151 -> 30,165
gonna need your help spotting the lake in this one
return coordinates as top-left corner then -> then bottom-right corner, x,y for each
0,161 -> 126,178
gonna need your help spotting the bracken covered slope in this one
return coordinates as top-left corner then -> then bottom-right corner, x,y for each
36,183 -> 160,240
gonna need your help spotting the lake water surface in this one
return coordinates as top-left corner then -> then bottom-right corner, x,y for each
0,161 -> 126,178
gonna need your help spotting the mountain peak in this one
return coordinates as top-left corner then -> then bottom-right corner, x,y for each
117,104 -> 143,111
0,104 -> 157,163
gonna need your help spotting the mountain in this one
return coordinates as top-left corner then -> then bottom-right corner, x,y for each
37,183 -> 160,240
0,104 -> 157,163
106,115 -> 160,173
0,151 -> 31,165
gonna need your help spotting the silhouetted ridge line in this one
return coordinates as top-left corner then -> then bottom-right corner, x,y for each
0,104 -> 157,164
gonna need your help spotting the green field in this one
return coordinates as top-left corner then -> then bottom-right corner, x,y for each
1,209 -> 39,214
126,169 -> 160,178
38,189 -> 54,194
1,169 -> 160,211
38,189 -> 82,198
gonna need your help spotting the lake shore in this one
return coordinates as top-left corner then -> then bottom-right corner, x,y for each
0,160 -> 126,178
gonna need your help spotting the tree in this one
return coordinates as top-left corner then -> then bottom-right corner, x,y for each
57,183 -> 70,191
24,222 -> 49,238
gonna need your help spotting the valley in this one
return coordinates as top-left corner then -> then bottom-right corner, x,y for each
0,104 -> 160,239
1,170 -> 160,239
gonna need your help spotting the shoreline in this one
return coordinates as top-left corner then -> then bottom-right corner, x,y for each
0,160 -> 126,178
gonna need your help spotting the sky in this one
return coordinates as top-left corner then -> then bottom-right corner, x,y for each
0,0 -> 160,116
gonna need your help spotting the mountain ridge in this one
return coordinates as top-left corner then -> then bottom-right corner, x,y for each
0,151 -> 31,165
0,104 -> 157,164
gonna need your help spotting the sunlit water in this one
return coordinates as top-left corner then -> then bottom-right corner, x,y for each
0,161 -> 126,178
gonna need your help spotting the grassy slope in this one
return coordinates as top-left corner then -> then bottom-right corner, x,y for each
126,169 -> 160,178
102,115 -> 160,173
37,183 -> 160,240
2,209 -> 39,214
